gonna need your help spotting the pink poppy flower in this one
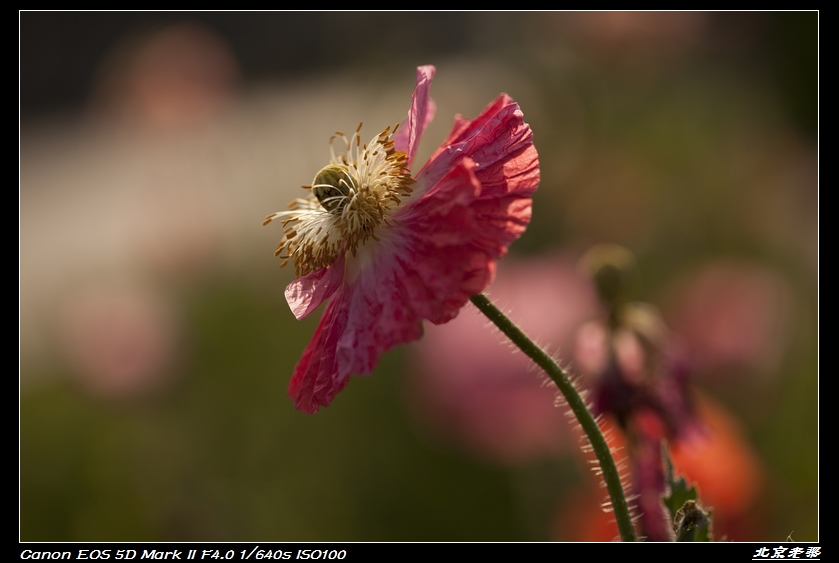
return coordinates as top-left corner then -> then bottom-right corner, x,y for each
264,65 -> 539,413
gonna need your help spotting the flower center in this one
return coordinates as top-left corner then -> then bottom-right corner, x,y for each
264,124 -> 414,277
311,164 -> 357,213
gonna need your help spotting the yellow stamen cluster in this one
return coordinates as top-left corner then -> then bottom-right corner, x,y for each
264,124 -> 415,277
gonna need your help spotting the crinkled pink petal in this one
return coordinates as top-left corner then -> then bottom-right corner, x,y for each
284,255 -> 345,320
393,65 -> 436,168
285,67 -> 539,413
289,249 -> 424,413
337,261 -> 425,378
287,293 -> 350,413
397,158 -> 498,323
417,94 -> 538,201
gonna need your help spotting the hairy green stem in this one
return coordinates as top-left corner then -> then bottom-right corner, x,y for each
469,293 -> 637,542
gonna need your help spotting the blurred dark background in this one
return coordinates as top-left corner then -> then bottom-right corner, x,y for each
22,12 -> 817,131
20,11 -> 817,541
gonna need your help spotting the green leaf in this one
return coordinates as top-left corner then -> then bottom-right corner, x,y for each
661,442 -> 713,541
661,442 -> 697,521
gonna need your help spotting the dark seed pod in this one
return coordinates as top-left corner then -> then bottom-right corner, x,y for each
312,164 -> 356,212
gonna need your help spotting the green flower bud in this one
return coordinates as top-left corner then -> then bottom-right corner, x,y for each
673,500 -> 713,542
579,243 -> 638,310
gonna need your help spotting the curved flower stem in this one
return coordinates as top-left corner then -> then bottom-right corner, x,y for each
469,293 -> 637,542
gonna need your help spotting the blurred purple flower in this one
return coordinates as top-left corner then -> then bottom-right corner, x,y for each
571,253 -> 778,540
574,304 -> 697,443
573,308 -> 698,540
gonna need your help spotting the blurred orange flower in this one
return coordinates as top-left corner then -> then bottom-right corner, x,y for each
670,392 -> 765,525
553,393 -> 765,541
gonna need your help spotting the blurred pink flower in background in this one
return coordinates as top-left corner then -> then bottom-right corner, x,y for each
266,66 -> 540,413
90,23 -> 240,131
58,281 -> 182,399
561,11 -> 708,58
91,24 -> 240,281
663,261 -> 794,376
407,253 -> 598,464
